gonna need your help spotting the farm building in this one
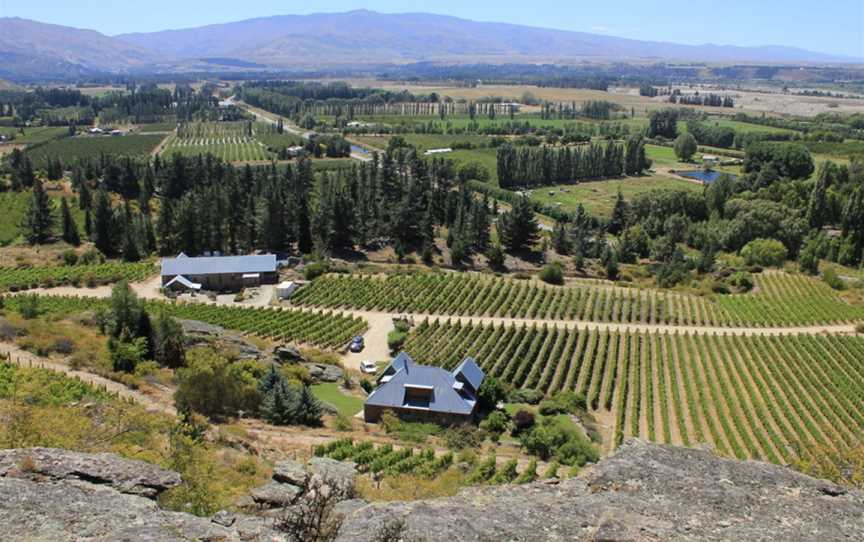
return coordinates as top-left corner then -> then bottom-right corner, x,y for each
160,253 -> 278,292
364,352 -> 485,425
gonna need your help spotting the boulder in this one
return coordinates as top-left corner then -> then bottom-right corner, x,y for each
250,481 -> 302,508
0,447 -> 180,499
303,362 -> 343,383
179,318 -> 261,360
272,459 -> 309,486
274,345 -> 305,364
309,457 -> 357,495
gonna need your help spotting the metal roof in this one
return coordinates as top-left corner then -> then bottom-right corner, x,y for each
453,357 -> 485,392
366,352 -> 483,416
161,254 -> 277,277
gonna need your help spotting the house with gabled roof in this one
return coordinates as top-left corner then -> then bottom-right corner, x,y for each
363,352 -> 485,425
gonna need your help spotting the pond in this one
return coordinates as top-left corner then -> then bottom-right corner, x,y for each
350,144 -> 369,155
677,169 -> 736,184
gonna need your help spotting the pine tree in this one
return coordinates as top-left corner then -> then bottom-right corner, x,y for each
92,188 -> 115,256
608,191 -> 629,235
59,198 -> 80,245
152,309 -> 185,368
296,385 -> 323,426
498,196 -> 539,253
19,181 -> 55,244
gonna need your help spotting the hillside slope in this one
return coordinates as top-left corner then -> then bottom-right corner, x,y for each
117,10 -> 848,65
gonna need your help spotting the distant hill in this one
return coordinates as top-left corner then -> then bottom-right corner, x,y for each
0,18 -> 153,79
117,10 -> 850,66
0,11 -> 855,80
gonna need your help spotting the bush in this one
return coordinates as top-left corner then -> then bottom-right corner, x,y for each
729,271 -> 754,292
537,391 -> 587,416
507,388 -> 544,405
511,409 -> 536,435
519,417 -> 598,466
740,238 -> 787,267
442,424 -> 484,450
387,329 -> 408,353
479,411 -> 510,440
360,379 -> 374,393
477,376 -> 508,412
174,348 -> 264,419
538,263 -> 564,285
822,267 -> 846,290
856,323 -> 864,334
303,261 -> 330,281
61,250 -> 79,266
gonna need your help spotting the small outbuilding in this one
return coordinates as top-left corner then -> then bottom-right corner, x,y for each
276,281 -> 299,299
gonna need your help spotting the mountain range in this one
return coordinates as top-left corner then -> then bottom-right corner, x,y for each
0,10 -> 856,80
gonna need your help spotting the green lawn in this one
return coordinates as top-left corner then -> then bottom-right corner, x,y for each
311,383 -> 364,417
0,191 -> 86,245
528,175 -> 703,216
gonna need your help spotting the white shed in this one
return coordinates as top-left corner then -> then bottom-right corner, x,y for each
277,281 -> 299,299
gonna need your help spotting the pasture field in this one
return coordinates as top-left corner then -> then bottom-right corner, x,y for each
5,294 -> 368,349
26,134 -> 165,166
162,121 -> 273,162
402,319 -> 864,464
527,175 -> 702,216
0,126 -> 69,146
292,271 -> 864,327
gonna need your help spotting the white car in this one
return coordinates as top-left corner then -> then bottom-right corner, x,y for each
360,360 -> 378,374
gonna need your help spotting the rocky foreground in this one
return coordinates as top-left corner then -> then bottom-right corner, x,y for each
0,440 -> 861,541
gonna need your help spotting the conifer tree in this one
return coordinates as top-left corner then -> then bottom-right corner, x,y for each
60,198 -> 80,245
19,181 -> 55,244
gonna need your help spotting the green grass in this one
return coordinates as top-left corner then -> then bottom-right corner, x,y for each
311,383 -> 365,417
691,117 -> 797,135
0,126 -> 69,146
27,135 -> 165,166
0,192 -> 85,245
528,175 -> 703,216
400,133 -> 492,150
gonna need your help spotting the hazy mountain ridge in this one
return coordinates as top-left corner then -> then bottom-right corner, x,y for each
0,10 -> 855,80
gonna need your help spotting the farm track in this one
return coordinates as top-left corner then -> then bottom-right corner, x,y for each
0,342 -> 176,416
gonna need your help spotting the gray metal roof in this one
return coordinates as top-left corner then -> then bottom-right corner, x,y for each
453,357 -> 484,392
161,254 -> 277,277
366,352 -> 483,416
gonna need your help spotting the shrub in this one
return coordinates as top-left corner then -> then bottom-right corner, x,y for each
538,391 -> 587,416
515,459 -> 538,484
303,261 -> 330,281
822,267 -> 846,290
491,459 -> 518,484
740,238 -> 787,267
333,414 -> 353,432
442,424 -> 484,450
511,409 -> 536,435
856,323 -> 864,334
729,271 -> 753,292
507,388 -> 544,405
479,411 -> 509,440
360,379 -> 374,393
387,329 -> 408,353
538,263 -> 564,285
477,376 -> 508,412
61,250 -> 79,266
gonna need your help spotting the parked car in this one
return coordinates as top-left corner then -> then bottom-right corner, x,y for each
349,336 -> 365,352
360,360 -> 378,374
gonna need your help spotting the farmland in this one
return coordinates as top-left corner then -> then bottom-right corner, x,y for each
0,126 -> 69,146
402,319 -> 864,464
162,121 -> 273,161
527,175 -> 702,216
291,271 -> 864,327
5,294 -> 368,349
26,134 -> 165,166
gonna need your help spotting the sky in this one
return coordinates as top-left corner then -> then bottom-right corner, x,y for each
1,0 -> 862,58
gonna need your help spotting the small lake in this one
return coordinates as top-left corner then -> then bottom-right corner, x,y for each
350,145 -> 369,154
677,170 -> 736,184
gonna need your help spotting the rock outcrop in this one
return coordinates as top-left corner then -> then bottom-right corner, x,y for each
336,440 -> 864,541
249,457 -> 358,510
1,441 -> 862,541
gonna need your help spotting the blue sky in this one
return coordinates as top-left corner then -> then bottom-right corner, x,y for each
1,0 -> 862,58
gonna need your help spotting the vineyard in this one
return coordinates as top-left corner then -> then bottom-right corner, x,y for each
0,263 -> 154,291
402,318 -> 864,465
4,295 -> 367,349
314,438 -> 544,484
162,121 -> 273,161
291,271 -> 864,327
25,135 -> 166,166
